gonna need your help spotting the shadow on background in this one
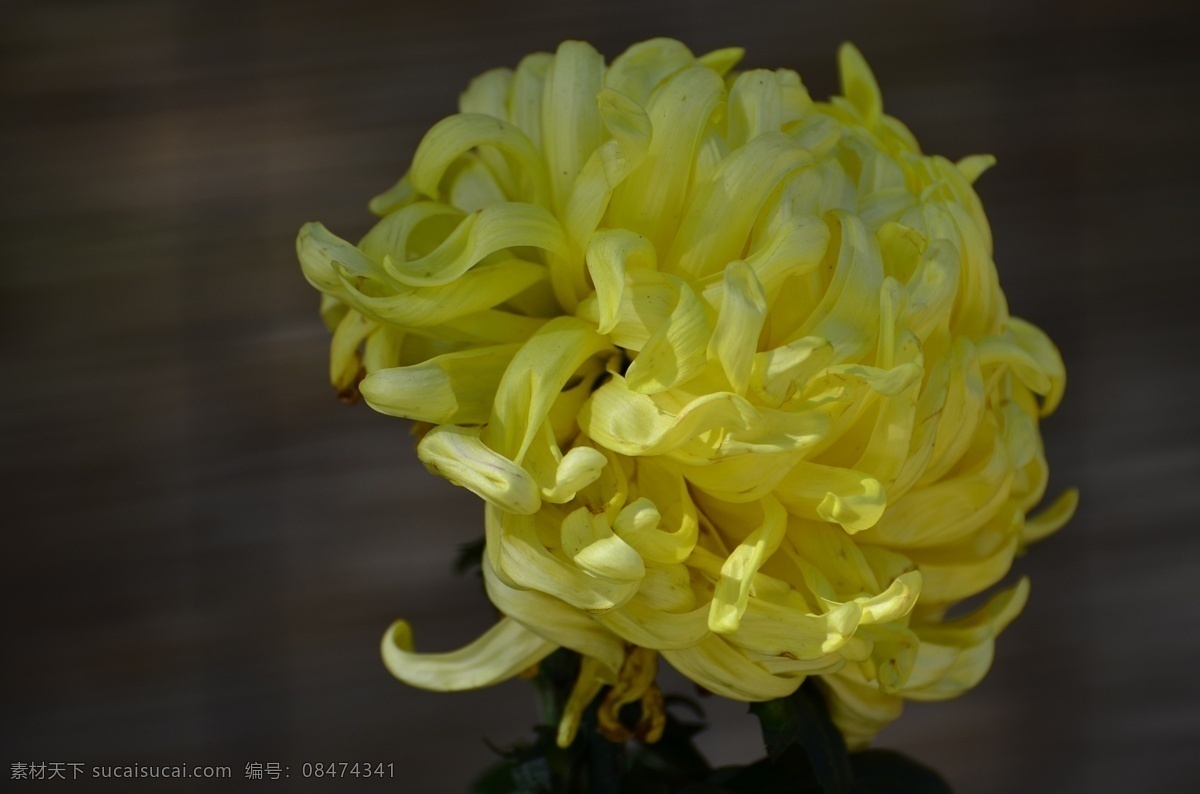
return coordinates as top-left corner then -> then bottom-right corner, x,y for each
2,0 -> 1198,791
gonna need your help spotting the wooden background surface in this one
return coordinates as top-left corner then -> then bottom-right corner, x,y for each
3,0 -> 1198,791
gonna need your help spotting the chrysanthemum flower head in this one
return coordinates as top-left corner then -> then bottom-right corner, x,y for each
298,38 -> 1076,748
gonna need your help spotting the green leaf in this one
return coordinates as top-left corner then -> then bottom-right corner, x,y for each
510,756 -> 553,793
712,750 -> 823,793
453,537 -> 487,574
471,758 -> 518,794
849,749 -> 954,794
749,682 -> 854,794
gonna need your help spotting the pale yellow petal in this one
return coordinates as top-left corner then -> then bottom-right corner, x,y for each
1006,316 -> 1067,415
708,260 -> 768,395
490,507 -> 641,613
709,496 -> 789,633
417,425 -> 541,515
507,53 -> 553,149
410,113 -> 550,205
581,376 -> 757,457
861,419 -> 1012,548
557,656 -> 608,747
541,41 -> 606,213
329,309 -> 374,392
1022,487 -> 1078,544
483,316 -> 613,463
482,556 -> 625,681
360,343 -> 520,424
696,46 -> 744,77
775,462 -> 887,534
662,634 -> 802,701
585,228 -> 656,335
605,38 -> 696,106
561,506 -> 647,584
608,65 -> 724,253
837,43 -> 882,127
383,202 -> 566,288
625,277 -> 712,394
381,617 -> 555,691
668,133 -> 813,280
956,154 -> 996,185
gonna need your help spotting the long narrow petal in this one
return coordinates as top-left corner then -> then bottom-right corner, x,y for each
709,496 -> 788,633
381,617 -> 555,691
662,634 -> 802,701
482,556 -> 625,681
360,344 -> 520,424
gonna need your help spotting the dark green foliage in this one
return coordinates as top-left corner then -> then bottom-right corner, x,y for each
454,537 -> 487,575
849,750 -> 953,794
469,650 -> 953,794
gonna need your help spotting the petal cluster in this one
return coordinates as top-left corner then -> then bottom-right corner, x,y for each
298,39 -> 1075,747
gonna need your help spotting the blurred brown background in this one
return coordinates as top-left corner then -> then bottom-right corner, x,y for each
3,0 -> 1199,791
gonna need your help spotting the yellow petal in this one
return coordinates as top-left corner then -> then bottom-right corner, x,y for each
1022,487 -> 1078,544
908,501 -> 1020,604
1006,316 -> 1067,416
662,634 -> 802,701
585,228 -> 657,335
956,154 -> 996,184
599,597 -> 710,650
353,258 -> 547,328
682,448 -> 808,503
381,617 -> 555,691
859,624 -> 919,695
608,65 -> 724,253
362,325 -> 404,374
368,173 -> 418,217
557,656 -> 608,748
837,43 -> 882,127
625,277 -> 712,394
862,419 -> 1012,548
490,507 -> 641,613
605,38 -> 696,106
383,202 -> 565,288
297,221 -> 384,295
360,343 -> 520,424
901,579 -> 1028,701
742,215 -> 831,297
727,69 -> 783,149
668,133 -> 813,280
729,597 -> 862,660
581,376 -> 757,457
752,336 -> 835,405
482,556 -> 625,681
783,211 -> 883,364
417,425 -> 541,515
709,496 -> 789,633
508,52 -> 554,150
575,268 -> 674,352
542,41 -> 606,213
459,67 -> 513,117
561,506 -> 647,583
616,459 -> 700,564
696,46 -> 744,77
822,672 -> 903,750
483,316 -> 612,463
919,336 -> 986,485
424,309 -> 548,345
708,261 -> 768,395
899,238 -> 960,343
410,113 -> 549,206
329,309 -> 374,392
540,445 -> 609,504
775,462 -> 887,533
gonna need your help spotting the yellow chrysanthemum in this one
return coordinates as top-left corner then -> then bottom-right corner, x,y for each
297,39 -> 1076,749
